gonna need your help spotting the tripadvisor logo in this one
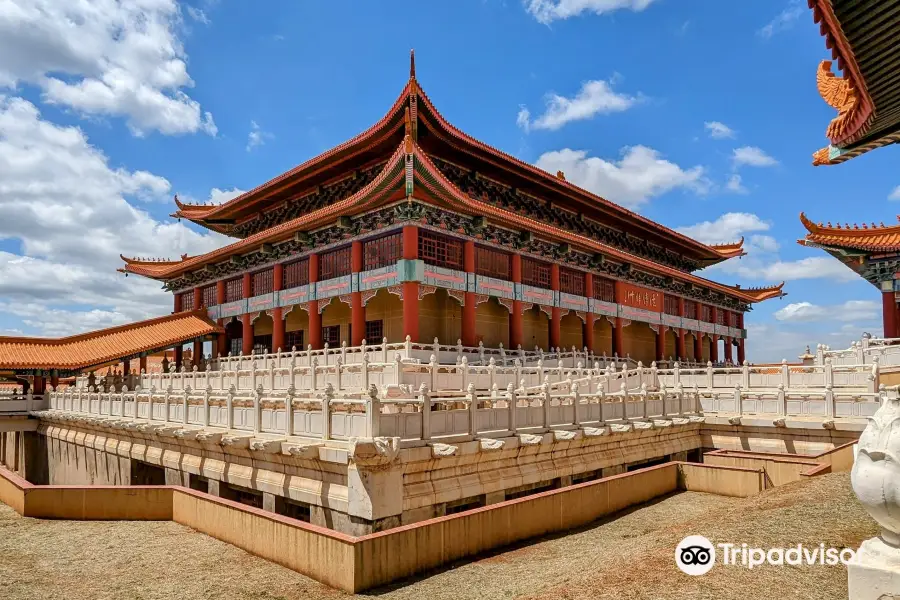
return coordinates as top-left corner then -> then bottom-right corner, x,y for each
675,536 -> 856,575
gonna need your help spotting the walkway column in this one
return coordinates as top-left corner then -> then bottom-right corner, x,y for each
174,344 -> 184,370
191,286 -> 203,364
676,298 -> 687,360
737,312 -> 746,364
50,371 -> 59,389
273,263 -> 285,351
510,255 -> 523,350
402,225 -> 420,342
33,376 -> 45,396
462,241 -> 477,347
724,337 -> 733,364
308,254 -> 322,349
216,280 -> 227,356
884,291 -> 898,338
350,242 -> 365,345
242,273 -> 253,355
613,281 -> 625,358
584,273 -> 595,354
173,292 -> 183,314
694,334 -> 703,363
139,355 -> 148,373
550,263 -> 561,349
709,306 -> 719,364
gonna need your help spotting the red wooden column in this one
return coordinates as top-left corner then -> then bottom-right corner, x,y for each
216,280 -> 227,357
676,297 -> 687,360
402,226 -> 420,342
694,302 -> 704,361
139,355 -> 148,373
308,254 -> 322,349
709,306 -> 719,364
273,263 -> 285,351
884,291 -> 898,339
584,273 -> 595,354
50,372 -> 59,389
613,281 -> 625,358
351,242 -> 365,345
191,287 -> 203,366
33,376 -> 45,396
462,241 -> 477,347
655,325 -> 666,362
737,312 -> 746,364
173,292 -> 183,313
550,263 -> 561,349
510,255 -> 523,349
241,273 -> 253,355
723,311 -> 733,364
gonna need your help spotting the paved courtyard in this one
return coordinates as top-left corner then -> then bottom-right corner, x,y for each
0,472 -> 875,600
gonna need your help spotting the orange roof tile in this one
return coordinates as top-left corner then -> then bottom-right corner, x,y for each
0,310 -> 222,371
798,212 -> 900,252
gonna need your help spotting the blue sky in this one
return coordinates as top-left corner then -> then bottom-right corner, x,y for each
0,0 -> 896,362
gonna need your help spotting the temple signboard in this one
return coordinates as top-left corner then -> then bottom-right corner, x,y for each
475,275 -> 515,299
617,282 -> 661,312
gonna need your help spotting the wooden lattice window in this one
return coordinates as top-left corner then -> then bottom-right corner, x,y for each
592,277 -> 615,303
559,269 -> 585,296
322,325 -> 341,347
364,233 -> 402,270
664,295 -> 679,316
683,300 -> 697,320
701,304 -> 712,323
717,310 -> 727,326
179,290 -> 194,310
475,246 -> 510,279
202,285 -> 217,307
418,230 -> 463,270
224,278 -> 242,303
253,335 -> 272,355
521,258 -> 551,289
319,246 -> 351,280
283,258 -> 309,289
251,269 -> 274,296
285,330 -> 304,351
365,320 -> 384,343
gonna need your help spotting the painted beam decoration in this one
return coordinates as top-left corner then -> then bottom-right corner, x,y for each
681,317 -> 700,332
247,292 -> 275,313
219,299 -> 247,319
618,304 -> 662,324
590,298 -> 617,317
357,265 -> 400,291
518,284 -> 556,307
278,285 -> 312,308
423,264 -> 468,291
316,275 -> 352,300
714,324 -> 730,337
558,291 -> 590,312
661,313 -> 683,329
476,275 -> 515,299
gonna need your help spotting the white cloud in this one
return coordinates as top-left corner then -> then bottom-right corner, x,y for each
748,234 -> 779,253
725,174 -> 748,194
246,120 -> 274,152
186,6 -> 210,25
732,146 -> 779,168
518,79 -> 640,131
704,121 -> 735,139
0,96 -> 228,336
535,146 -> 709,209
0,0 -> 216,136
524,0 -> 659,24
758,0 -> 804,39
676,212 -> 769,245
774,300 -> 880,323
889,186 -> 900,201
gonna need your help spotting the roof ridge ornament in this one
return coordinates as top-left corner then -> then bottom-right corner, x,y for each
410,49 -> 416,80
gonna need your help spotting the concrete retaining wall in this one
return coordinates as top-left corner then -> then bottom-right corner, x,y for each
676,462 -> 765,497
703,441 -> 857,488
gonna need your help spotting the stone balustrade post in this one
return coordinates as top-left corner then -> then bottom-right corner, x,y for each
310,357 -> 319,394
706,361 -> 714,390
254,385 -> 263,434
404,335 -> 412,358
824,358 -> 834,388
381,337 -> 389,364
322,342 -> 330,367
542,383 -> 552,430
335,357 -> 344,392
741,360 -> 751,389
164,388 -> 171,422
673,362 -> 681,386
733,384 -> 742,416
780,358 -> 791,389
119,390 -> 126,418
637,361 -> 644,389
467,383 -> 478,437
322,383 -> 334,440
572,382 -> 581,426
825,384 -> 835,419
226,385 -> 235,430
870,357 -> 880,393
640,383 -> 648,420
290,355 -> 298,390
659,383 -> 667,418
461,356 -> 469,392
341,340 -> 348,365
597,387 -> 605,423
777,383 -> 786,416
182,388 -> 189,425
367,384 -> 381,438
620,382 -> 629,421
362,355 -> 370,390
394,353 -> 403,386
418,383 -> 431,441
676,383 -> 684,416
268,361 -> 276,391
506,383 -> 517,434
650,361 -> 658,389
203,387 -> 211,427
285,385 -> 295,437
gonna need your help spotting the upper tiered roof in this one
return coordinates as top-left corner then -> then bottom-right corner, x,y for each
808,0 -> 900,165
799,212 -> 900,252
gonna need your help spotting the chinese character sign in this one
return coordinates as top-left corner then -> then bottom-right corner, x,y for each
617,283 -> 662,312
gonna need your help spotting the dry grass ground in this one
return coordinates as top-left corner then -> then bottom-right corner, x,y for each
0,472 -> 876,600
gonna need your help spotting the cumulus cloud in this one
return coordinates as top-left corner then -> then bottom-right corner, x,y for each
0,0 -> 216,136
676,213 -> 769,245
517,79 -> 640,131
0,96 -> 228,336
535,146 -> 709,209
246,120 -> 274,152
704,121 -> 735,139
524,0 -> 659,24
758,0 -> 804,39
725,174 -> 748,194
889,185 -> 900,201
732,146 -> 779,168
774,300 -> 880,323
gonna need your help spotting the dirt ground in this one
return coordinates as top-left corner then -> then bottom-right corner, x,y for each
0,472 -> 876,600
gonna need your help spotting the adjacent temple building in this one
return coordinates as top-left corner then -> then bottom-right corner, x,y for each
121,53 -> 783,368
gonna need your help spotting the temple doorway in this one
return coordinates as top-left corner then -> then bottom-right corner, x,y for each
320,297 -> 351,346
225,318 -> 242,356
560,311 -> 584,352
420,289 -> 463,345
592,317 -> 614,357
365,289 -> 404,342
475,297 -> 509,348
522,305 -> 549,351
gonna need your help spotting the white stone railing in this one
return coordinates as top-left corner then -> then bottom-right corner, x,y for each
0,393 -> 48,414
696,385 -> 884,421
657,359 -> 878,392
818,336 -> 900,367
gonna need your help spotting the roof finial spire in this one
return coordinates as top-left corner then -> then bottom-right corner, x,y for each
410,49 -> 416,79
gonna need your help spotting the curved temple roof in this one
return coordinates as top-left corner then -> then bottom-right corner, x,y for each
0,310 -> 222,372
124,135 -> 783,306
798,212 -> 900,252
170,51 -> 741,265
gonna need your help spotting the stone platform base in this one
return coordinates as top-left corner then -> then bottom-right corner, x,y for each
848,537 -> 900,599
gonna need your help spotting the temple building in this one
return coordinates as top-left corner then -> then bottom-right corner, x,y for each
807,0 -> 900,165
799,214 -> 900,337
120,52 -> 784,367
